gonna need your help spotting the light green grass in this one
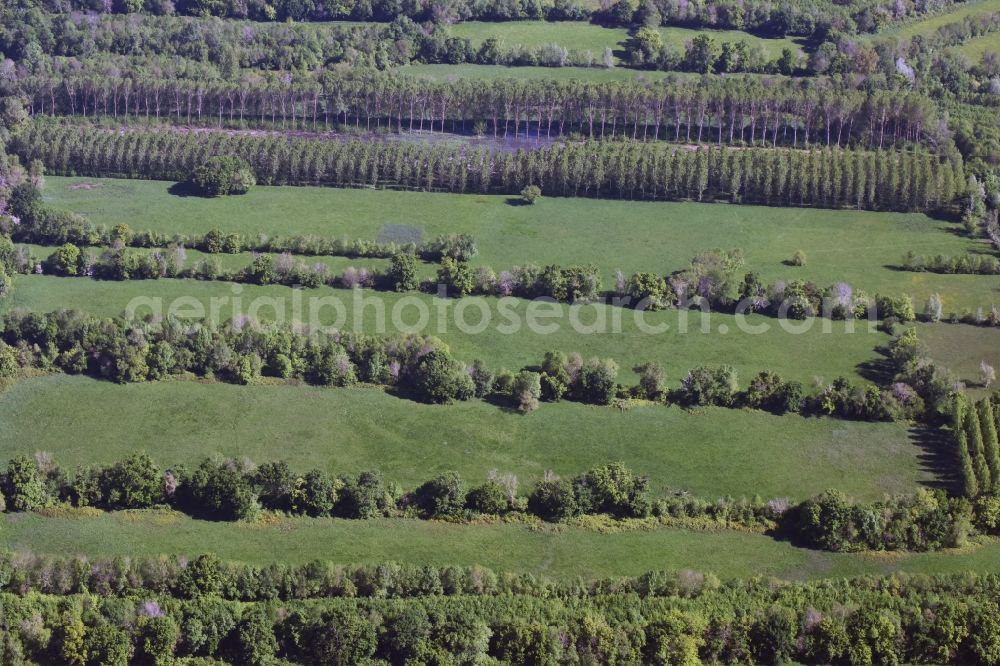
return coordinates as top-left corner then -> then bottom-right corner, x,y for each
955,31 -> 1000,60
917,321 -> 1000,394
878,0 -> 1000,40
5,274 -> 890,388
42,177 -> 1000,312
447,21 -> 803,60
0,374 -> 933,500
399,63 -> 681,81
6,510 -> 1000,581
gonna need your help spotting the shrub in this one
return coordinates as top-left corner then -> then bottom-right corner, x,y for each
575,357 -> 619,405
520,185 -> 541,204
412,471 -> 465,518
791,249 -> 807,266
512,370 -> 542,414
465,480 -> 510,514
679,365 -> 739,406
388,252 -> 418,292
410,350 -> 475,404
528,476 -> 578,521
183,459 -> 259,521
627,272 -> 668,309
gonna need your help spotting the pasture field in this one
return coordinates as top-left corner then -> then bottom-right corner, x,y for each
400,63 -> 681,81
877,0 -> 1000,40
955,31 -> 1000,60
0,374 -> 935,501
8,510 -> 1000,581
446,21 -> 805,59
42,177 -> 1000,312
4,274 -> 890,388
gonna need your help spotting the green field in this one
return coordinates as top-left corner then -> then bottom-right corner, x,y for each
917,321 -> 1000,392
41,177 -> 1000,312
955,31 -> 1000,60
877,0 -> 1000,40
446,21 -> 804,60
399,62 -> 681,81
8,510 -> 1000,581
0,374 -> 935,500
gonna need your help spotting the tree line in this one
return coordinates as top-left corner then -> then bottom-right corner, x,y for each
0,307 -> 959,427
0,451 -> 978,553
15,0 -> 966,37
12,68 -> 944,150
12,121 -> 963,211
11,559 -> 1000,664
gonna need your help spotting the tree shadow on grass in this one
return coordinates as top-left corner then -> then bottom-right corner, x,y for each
167,181 -> 204,198
856,355 -> 896,386
909,424 -> 958,493
504,197 -> 530,207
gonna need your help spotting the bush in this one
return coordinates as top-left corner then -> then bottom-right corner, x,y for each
512,370 -> 542,414
183,459 -> 259,521
191,156 -> 256,196
627,272 -> 668,309
528,476 -> 578,521
388,252 -> 418,291
412,471 -> 465,518
679,365 -> 739,406
520,185 -> 542,204
465,480 -> 510,514
410,349 -> 475,404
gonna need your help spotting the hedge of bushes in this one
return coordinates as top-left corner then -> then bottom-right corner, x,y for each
0,309 -> 956,425
2,452 -> 984,553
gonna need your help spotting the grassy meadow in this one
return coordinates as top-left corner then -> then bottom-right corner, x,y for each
41,177 -> 1000,312
8,510 -> 1000,581
0,374 -> 937,500
877,0 -> 1000,41
446,21 -> 804,60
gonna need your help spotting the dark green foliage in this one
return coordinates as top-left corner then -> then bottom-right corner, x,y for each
412,471 -> 465,518
795,488 -> 970,552
528,476 -> 579,521
410,349 -> 475,404
97,452 -> 163,510
388,252 -> 418,292
2,455 -> 50,512
464,480 -> 510,515
182,459 -> 259,521
191,156 -> 256,197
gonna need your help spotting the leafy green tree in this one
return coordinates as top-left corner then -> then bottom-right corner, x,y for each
413,471 -> 464,518
48,243 -> 81,276
465,480 -> 510,514
184,459 -> 259,521
627,272 -> 668,309
411,349 -> 475,404
235,606 -> 277,666
512,370 -> 542,414
3,454 -> 50,511
645,609 -> 706,666
388,252 -> 418,291
576,357 -> 619,405
436,257 -> 474,296
191,156 -> 256,196
528,476 -> 578,521
98,451 -> 162,509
